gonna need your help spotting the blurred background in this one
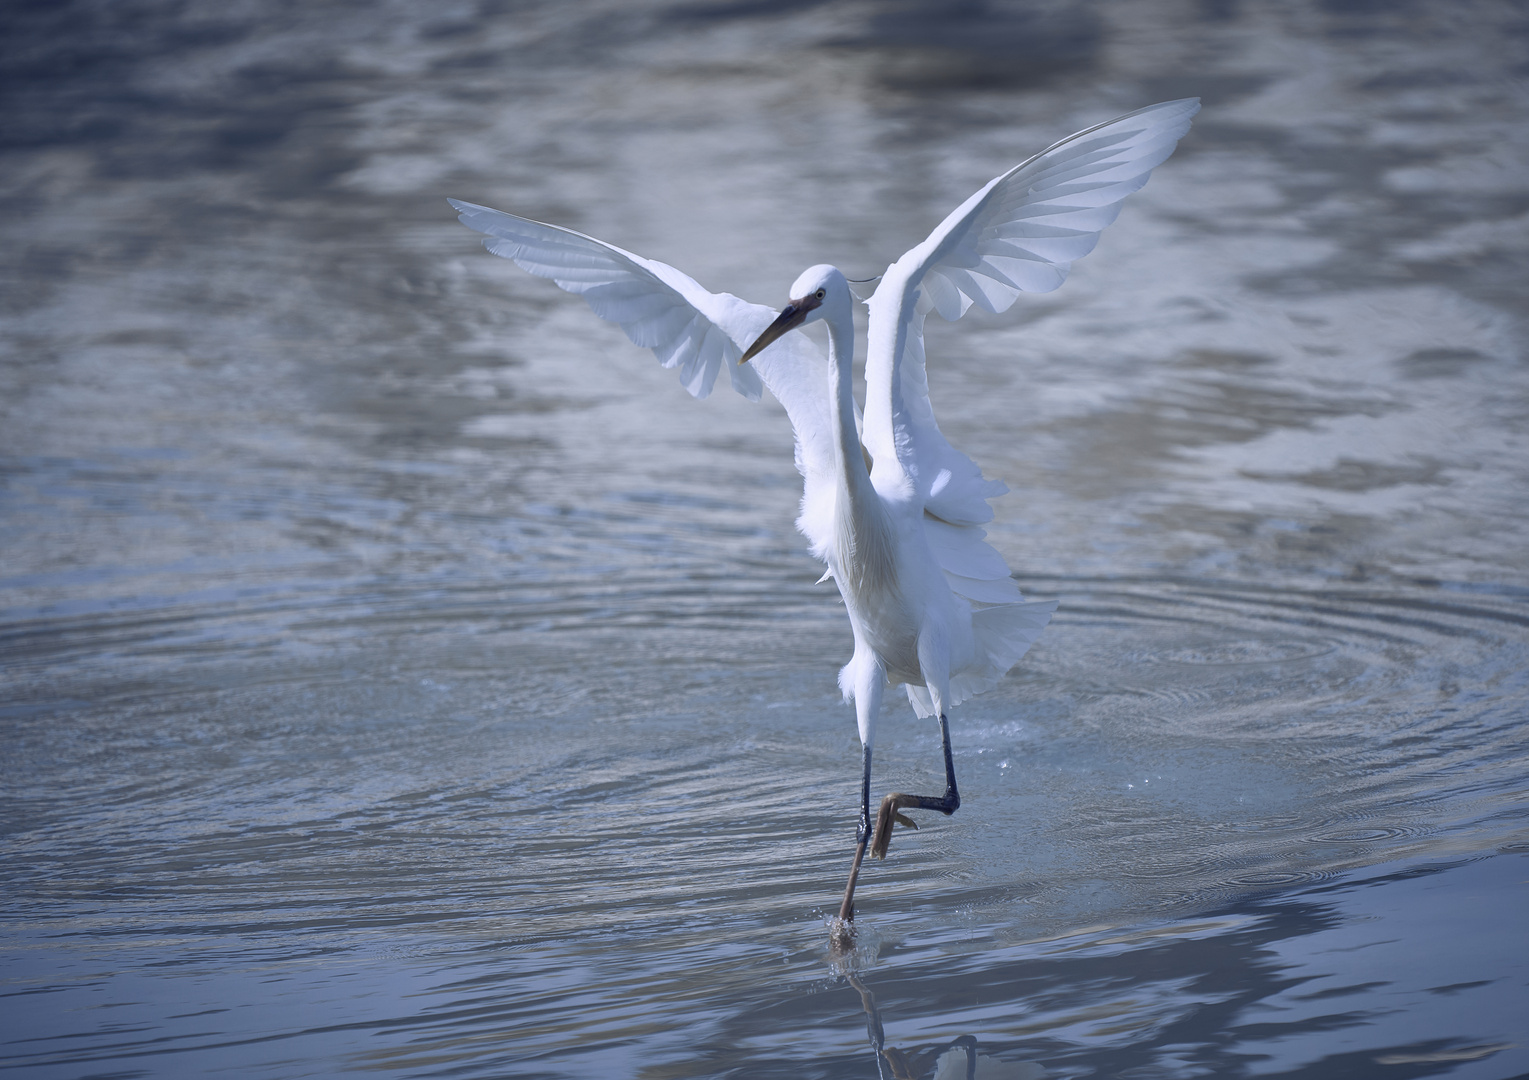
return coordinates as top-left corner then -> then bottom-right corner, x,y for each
3,1 -> 1527,1077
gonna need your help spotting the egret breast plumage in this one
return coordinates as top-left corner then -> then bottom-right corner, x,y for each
451,98 -> 1199,932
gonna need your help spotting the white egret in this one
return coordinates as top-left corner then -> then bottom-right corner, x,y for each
451,98 -> 1199,929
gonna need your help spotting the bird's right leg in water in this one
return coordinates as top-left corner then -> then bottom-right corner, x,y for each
835,743 -> 874,928
834,659 -> 885,939
870,713 -> 960,859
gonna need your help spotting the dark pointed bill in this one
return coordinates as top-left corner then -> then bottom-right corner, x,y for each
739,294 -> 820,364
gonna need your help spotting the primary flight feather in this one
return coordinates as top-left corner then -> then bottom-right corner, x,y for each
451,98 -> 1199,930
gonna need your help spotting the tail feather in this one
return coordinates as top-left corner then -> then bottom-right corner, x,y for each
903,597 -> 1058,718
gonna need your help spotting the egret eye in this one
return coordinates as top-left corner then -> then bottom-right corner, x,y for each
815,288 -> 826,300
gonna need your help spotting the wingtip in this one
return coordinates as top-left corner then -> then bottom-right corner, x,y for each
1134,97 -> 1200,120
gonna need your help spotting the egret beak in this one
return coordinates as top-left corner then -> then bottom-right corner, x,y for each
739,295 -> 818,364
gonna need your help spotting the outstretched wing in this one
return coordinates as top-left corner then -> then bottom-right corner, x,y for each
863,99 -> 1200,529
449,200 -> 840,559
451,199 -> 765,401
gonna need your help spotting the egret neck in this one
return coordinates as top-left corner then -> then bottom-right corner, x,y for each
822,288 -> 892,600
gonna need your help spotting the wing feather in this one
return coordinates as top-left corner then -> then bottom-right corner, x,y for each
452,199 -> 765,402
863,99 -> 1199,529
866,101 -> 1194,710
450,199 -> 839,558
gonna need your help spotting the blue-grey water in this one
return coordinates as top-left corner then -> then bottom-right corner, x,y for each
3,2 -> 1528,1077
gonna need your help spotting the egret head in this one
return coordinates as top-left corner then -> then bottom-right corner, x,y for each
739,264 -> 849,364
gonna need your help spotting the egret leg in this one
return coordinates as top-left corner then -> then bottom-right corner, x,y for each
835,744 -> 874,928
834,657 -> 884,939
870,713 -> 960,859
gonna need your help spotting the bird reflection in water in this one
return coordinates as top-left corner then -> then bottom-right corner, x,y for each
847,973 -> 1047,1080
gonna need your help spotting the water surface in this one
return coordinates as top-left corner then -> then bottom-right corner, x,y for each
3,1 -> 1528,1077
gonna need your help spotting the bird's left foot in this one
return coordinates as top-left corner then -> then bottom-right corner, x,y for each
869,794 -> 921,859
870,788 -> 958,859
